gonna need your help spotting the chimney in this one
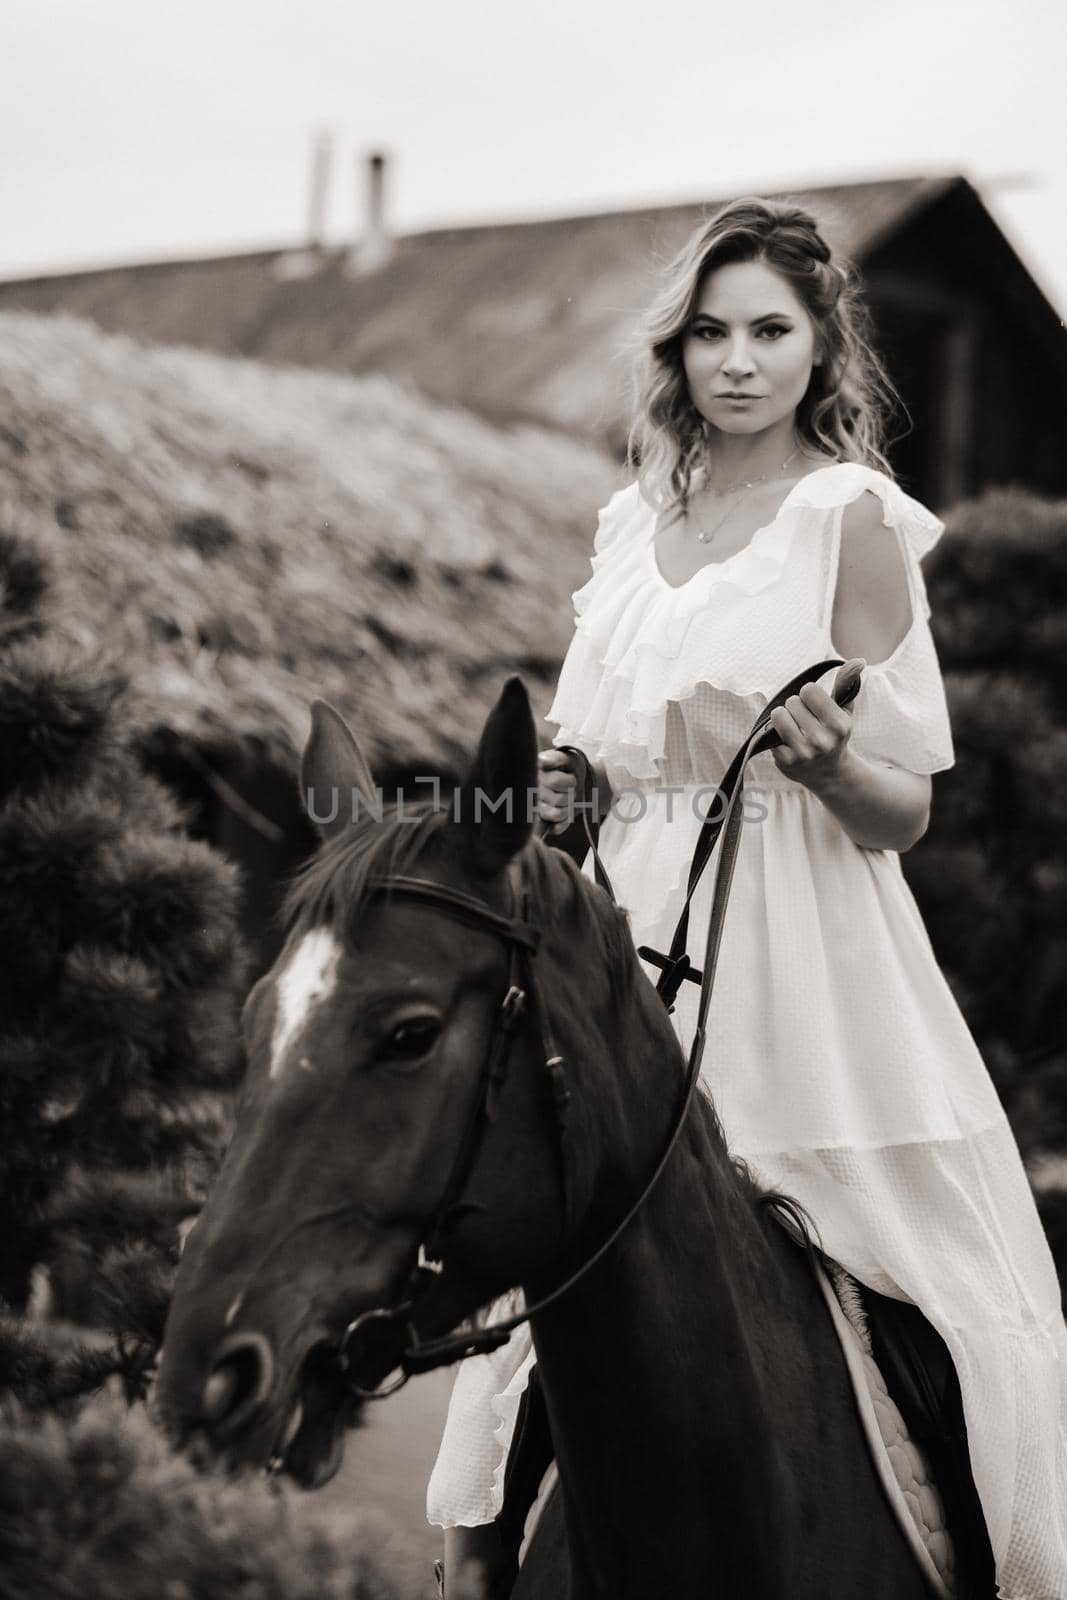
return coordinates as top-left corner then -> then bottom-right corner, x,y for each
348,149 -> 393,275
271,129 -> 334,280
307,128 -> 333,252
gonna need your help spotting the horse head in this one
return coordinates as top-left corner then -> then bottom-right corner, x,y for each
155,677 -> 666,1487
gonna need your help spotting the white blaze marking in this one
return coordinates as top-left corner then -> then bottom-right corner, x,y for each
269,927 -> 342,1079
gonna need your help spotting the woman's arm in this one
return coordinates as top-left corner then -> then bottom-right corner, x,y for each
768,492 -> 932,852
799,743 -> 931,852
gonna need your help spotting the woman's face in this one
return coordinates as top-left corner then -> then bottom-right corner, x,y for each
681,258 -> 821,437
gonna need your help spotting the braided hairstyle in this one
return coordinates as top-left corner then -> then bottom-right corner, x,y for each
628,196 -> 902,516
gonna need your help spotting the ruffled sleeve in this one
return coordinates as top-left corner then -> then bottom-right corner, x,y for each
546,481 -> 654,767
591,480 -> 646,555
800,465 -> 955,776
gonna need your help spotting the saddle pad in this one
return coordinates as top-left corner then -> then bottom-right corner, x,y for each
518,1267 -> 958,1597
519,1460 -> 558,1569
813,1257 -> 957,1598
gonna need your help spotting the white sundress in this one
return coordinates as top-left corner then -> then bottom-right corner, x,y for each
427,462 -> 1067,1600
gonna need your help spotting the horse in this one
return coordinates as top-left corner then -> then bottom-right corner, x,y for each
155,677 -> 944,1598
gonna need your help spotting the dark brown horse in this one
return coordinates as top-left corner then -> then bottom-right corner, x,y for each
156,678 -> 935,1598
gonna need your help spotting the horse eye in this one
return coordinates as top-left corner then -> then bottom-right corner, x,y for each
381,1018 -> 441,1062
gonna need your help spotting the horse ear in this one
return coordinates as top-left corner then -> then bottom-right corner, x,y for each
300,701 -> 376,841
453,677 -> 537,878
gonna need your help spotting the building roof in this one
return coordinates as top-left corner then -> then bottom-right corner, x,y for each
0,176 -> 964,447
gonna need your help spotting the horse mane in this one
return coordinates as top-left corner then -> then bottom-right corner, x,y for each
685,1094 -> 824,1270
282,808 -> 822,1264
523,836 -> 640,1015
754,1186 -> 824,1267
281,800 -> 448,934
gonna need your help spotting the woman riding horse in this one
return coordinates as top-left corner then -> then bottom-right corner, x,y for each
160,677 -> 964,1598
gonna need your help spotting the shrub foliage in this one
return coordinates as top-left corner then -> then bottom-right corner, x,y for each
0,529 -> 244,1350
914,486 -> 1067,1153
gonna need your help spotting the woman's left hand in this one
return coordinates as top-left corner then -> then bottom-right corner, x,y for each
768,660 -> 863,790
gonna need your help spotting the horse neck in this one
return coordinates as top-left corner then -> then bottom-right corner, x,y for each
526,1016 -> 807,1594
530,1090 -> 793,1427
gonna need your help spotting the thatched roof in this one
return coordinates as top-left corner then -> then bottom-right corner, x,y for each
0,313 -> 621,772
0,176 -> 963,449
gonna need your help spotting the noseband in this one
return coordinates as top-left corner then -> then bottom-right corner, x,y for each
337,658 -> 858,1397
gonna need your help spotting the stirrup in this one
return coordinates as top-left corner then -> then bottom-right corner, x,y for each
433,1557 -> 445,1596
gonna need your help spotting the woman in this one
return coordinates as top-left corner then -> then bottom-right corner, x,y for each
429,197 -> 1067,1599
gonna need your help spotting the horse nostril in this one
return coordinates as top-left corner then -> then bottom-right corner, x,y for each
203,1365 -> 239,1422
203,1332 -> 274,1428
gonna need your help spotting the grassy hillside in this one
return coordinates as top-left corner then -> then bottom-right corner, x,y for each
0,312 -> 622,773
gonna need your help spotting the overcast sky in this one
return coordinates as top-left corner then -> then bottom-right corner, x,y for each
4,0 -> 1066,317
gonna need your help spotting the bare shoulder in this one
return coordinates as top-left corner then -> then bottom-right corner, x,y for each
841,485 -> 889,534
833,488 -> 913,662
838,488 -> 907,585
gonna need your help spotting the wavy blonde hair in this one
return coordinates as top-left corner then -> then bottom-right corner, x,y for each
628,196 -> 902,514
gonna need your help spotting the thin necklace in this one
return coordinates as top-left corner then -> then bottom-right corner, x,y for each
690,448 -> 800,544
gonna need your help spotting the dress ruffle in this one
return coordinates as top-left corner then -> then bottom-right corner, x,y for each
546,463 -> 954,781
426,1291 -> 534,1528
787,461 -> 946,568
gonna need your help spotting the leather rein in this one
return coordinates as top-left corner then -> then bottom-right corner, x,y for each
336,659 -> 859,1398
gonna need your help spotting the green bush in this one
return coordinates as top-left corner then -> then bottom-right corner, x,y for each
0,1387 -> 407,1600
0,528 -> 435,1598
910,487 -> 1067,1155
0,528 -> 244,1360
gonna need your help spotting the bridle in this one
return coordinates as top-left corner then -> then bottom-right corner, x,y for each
335,659 -> 858,1399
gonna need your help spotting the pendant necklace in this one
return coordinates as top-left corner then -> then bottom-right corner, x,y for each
691,448 -> 800,544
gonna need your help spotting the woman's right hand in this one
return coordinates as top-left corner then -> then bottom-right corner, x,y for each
536,748 -> 581,834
